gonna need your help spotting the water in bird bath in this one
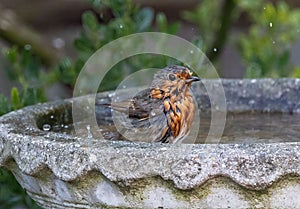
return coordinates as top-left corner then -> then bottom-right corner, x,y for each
196,112 -> 300,143
36,105 -> 300,144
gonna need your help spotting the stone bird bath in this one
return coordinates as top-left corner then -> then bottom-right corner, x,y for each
0,79 -> 299,208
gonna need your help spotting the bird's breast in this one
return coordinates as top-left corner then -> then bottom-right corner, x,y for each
163,92 -> 195,140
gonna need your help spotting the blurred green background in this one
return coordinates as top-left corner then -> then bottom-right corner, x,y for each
0,0 -> 300,208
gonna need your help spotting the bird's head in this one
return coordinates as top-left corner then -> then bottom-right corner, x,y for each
151,65 -> 200,99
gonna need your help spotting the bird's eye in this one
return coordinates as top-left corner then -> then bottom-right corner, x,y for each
168,74 -> 176,81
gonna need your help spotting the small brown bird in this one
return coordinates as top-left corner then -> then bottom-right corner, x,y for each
104,65 -> 200,143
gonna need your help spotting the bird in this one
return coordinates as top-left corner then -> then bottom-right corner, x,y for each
98,65 -> 200,143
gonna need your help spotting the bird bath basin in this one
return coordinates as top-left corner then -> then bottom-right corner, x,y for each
0,78 -> 299,209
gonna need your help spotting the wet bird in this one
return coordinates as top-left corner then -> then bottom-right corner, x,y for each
101,65 -> 200,143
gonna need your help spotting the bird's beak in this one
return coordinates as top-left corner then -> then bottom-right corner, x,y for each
185,76 -> 201,84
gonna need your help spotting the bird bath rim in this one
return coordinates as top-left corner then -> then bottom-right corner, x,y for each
0,78 -> 299,192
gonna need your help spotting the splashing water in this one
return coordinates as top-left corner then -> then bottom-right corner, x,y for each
42,124 -> 51,131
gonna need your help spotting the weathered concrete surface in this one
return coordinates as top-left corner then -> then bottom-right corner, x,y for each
0,79 -> 300,208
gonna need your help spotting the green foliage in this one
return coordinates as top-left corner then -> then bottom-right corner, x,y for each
183,0 -> 238,64
182,0 -> 220,50
0,46 -> 48,119
156,13 -> 180,35
11,87 -> 22,110
0,168 -> 41,209
2,46 -> 47,106
75,3 -> 155,60
291,66 -> 300,78
237,1 -> 300,77
58,0 -> 181,91
4,46 -> 42,87
183,0 -> 300,77
58,58 -> 82,86
0,94 -> 10,116
0,45 -> 49,117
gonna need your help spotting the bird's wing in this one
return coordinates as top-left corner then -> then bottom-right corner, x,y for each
97,88 -> 163,120
95,88 -> 168,142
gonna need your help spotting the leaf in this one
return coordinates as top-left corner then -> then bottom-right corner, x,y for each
245,63 -> 263,78
166,22 -> 181,34
4,46 -> 18,63
135,7 -> 154,32
2,46 -> 20,81
88,0 -> 103,8
74,37 -> 95,55
22,48 -> 41,81
22,88 -> 45,106
156,12 -> 180,34
156,13 -> 167,32
74,59 -> 85,74
58,58 -> 75,84
278,50 -> 289,68
82,11 -> 99,32
11,87 -> 23,110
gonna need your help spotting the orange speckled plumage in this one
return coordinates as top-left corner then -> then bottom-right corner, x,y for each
109,65 -> 200,143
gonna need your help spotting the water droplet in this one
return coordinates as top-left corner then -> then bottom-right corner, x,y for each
213,48 -> 217,52
251,79 -> 257,83
108,92 -> 115,98
119,24 -> 123,29
0,19 -> 10,29
122,85 -> 127,89
272,40 -> 276,44
52,125 -> 61,131
190,50 -> 194,54
24,44 -> 31,50
269,22 -> 273,27
52,38 -> 65,49
275,92 -> 282,98
50,115 -> 54,119
114,97 -> 121,102
42,124 -> 51,131
263,7 -> 266,10
86,125 -> 92,138
248,100 -> 256,105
